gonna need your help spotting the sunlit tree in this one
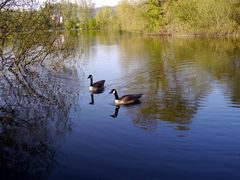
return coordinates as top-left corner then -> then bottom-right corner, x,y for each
96,6 -> 116,29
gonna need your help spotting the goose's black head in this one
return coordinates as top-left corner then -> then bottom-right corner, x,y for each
109,89 -> 117,94
87,75 -> 93,79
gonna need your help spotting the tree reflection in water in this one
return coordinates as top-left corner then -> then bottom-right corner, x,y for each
115,37 -> 240,131
0,28 -> 81,178
90,33 -> 240,131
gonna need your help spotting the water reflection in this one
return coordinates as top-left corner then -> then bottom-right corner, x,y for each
0,70 -> 79,179
0,30 -> 81,179
89,93 -> 95,105
115,37 -> 239,127
110,106 -> 120,118
1,30 -> 240,179
81,33 -> 240,130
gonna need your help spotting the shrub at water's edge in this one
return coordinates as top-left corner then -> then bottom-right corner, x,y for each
161,0 -> 240,37
113,0 -> 240,37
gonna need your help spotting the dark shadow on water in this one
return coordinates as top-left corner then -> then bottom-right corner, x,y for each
89,89 -> 105,105
110,106 -> 120,118
89,93 -> 95,105
175,125 -> 190,131
0,27 -> 81,179
110,101 -> 141,119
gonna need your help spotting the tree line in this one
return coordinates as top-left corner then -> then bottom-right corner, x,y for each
42,0 -> 240,36
105,0 -> 240,36
1,0 -> 240,36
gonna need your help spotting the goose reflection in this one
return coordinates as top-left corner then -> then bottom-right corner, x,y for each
110,106 -> 120,118
89,93 -> 95,105
89,90 -> 104,105
110,102 -> 141,118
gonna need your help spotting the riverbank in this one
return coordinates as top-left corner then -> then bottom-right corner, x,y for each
147,30 -> 240,38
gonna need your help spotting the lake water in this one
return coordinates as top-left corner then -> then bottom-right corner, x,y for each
1,32 -> 240,179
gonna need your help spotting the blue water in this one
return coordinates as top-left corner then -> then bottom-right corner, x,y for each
1,33 -> 240,180
50,35 -> 240,179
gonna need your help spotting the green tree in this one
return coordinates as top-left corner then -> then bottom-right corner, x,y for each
96,6 -> 116,29
115,0 -> 240,36
77,0 -> 95,29
116,0 -> 146,32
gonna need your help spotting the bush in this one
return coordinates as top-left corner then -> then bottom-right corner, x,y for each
160,0 -> 240,35
116,0 -> 240,36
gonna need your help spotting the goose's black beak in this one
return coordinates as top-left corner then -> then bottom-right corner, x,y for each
109,91 -> 112,94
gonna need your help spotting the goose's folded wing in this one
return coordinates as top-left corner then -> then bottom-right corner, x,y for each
92,80 -> 105,87
121,94 -> 142,100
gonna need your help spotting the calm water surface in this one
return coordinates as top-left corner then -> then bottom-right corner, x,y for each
1,32 -> 240,179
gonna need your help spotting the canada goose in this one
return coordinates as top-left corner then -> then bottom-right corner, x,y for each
88,75 -> 105,92
109,89 -> 143,105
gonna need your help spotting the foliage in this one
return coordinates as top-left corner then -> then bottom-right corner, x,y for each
0,1 -> 81,178
164,0 -> 239,35
3,0 -> 238,36
46,0 -> 95,30
116,0 -> 146,32
95,6 -> 116,29
114,0 -> 240,36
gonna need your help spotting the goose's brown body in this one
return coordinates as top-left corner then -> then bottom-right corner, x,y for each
114,94 -> 142,105
89,80 -> 105,91
88,75 -> 105,92
109,89 -> 142,105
